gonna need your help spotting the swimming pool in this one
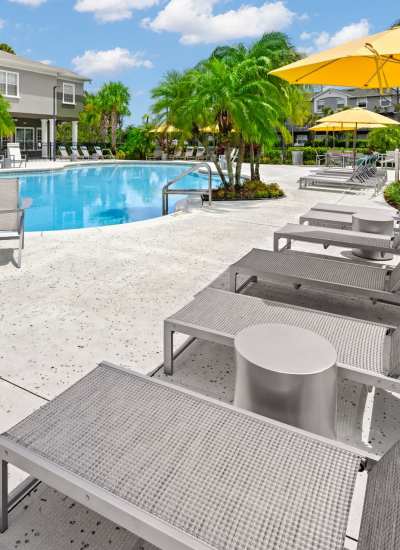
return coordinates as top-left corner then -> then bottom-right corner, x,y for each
2,163 -> 220,232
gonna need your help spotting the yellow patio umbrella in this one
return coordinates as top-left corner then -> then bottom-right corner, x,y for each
309,121 -> 386,132
149,124 -> 179,134
316,107 -> 399,164
200,125 -> 219,133
269,26 -> 400,89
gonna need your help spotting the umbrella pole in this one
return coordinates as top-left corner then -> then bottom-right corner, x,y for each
352,125 -> 357,169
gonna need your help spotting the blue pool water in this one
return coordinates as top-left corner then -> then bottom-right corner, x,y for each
2,163 -> 220,232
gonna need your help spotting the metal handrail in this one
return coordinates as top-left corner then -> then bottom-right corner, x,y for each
162,162 -> 212,216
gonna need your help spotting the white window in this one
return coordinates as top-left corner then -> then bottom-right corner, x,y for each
380,96 -> 392,107
357,97 -> 368,108
337,100 -> 345,109
0,70 -> 19,98
62,82 -> 75,105
316,99 -> 325,111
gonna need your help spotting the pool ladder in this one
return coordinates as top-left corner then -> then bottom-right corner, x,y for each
162,163 -> 213,216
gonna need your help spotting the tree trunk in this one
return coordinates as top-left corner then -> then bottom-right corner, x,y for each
249,143 -> 255,180
111,110 -> 117,151
235,137 -> 245,187
224,141 -> 234,188
255,145 -> 262,181
213,158 -> 227,187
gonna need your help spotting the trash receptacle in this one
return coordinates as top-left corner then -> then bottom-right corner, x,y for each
291,150 -> 303,165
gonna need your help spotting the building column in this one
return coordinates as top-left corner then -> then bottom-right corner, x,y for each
49,118 -> 56,160
72,120 -> 78,147
41,119 -> 48,159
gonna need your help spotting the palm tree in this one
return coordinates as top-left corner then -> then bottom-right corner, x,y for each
97,82 -> 131,151
0,94 -> 15,137
0,44 -> 15,54
183,56 -> 282,187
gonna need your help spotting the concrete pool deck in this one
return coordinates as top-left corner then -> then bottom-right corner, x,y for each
0,162 -> 398,549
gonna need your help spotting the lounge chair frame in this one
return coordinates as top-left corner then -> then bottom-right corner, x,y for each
273,223 -> 400,258
164,288 -> 400,395
228,248 -> 400,306
2,361 -> 393,550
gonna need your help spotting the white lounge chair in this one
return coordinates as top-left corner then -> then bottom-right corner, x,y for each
173,147 -> 183,160
58,145 -> 70,160
0,178 -> 29,268
148,146 -> 162,160
273,223 -> 400,257
228,248 -> 400,305
70,145 -> 82,160
299,163 -> 386,193
1,361 -> 398,550
79,145 -> 92,160
195,146 -> 206,161
184,146 -> 195,160
164,287 -> 400,393
93,146 -> 114,160
6,143 -> 27,168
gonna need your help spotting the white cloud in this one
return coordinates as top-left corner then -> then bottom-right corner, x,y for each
142,0 -> 295,45
71,47 -> 153,75
39,59 -> 52,65
74,0 -> 159,22
8,0 -> 46,6
309,19 -> 370,50
0,19 -> 5,29
300,31 -> 312,40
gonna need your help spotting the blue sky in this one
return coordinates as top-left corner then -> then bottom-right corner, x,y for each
0,0 -> 398,123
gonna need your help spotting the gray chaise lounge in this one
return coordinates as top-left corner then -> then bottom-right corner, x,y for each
164,288 -> 400,393
273,223 -> 400,257
1,362 -> 399,550
228,248 -> 400,305
310,202 -> 397,217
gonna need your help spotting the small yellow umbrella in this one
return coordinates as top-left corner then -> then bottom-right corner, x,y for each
316,108 -> 398,165
309,121 -> 385,132
269,26 -> 400,89
149,124 -> 179,134
317,107 -> 400,127
201,125 -> 219,133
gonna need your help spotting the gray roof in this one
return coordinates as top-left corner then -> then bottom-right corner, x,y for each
314,87 -> 397,99
0,50 -> 90,82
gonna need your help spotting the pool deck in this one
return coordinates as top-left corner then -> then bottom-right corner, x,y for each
0,161 -> 398,549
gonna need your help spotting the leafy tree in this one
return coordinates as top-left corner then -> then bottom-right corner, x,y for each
121,126 -> 153,159
367,126 -> 400,152
0,94 -> 15,137
0,43 -> 15,54
97,82 -> 131,151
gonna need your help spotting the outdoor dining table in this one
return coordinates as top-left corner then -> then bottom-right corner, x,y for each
234,323 -> 337,438
352,210 -> 394,260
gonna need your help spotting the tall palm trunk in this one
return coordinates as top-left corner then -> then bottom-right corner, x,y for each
255,145 -> 262,180
111,109 -> 118,151
213,158 -> 227,187
249,143 -> 255,180
235,137 -> 245,187
224,141 -> 234,188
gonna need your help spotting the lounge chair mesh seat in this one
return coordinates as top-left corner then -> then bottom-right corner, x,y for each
167,288 -> 392,377
1,363 -> 361,550
233,249 -> 388,291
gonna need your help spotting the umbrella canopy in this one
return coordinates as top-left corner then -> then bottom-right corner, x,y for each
317,107 -> 400,126
269,26 -> 400,89
149,124 -> 179,134
309,122 -> 362,132
201,125 -> 219,133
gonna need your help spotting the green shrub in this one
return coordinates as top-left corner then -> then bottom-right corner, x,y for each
115,150 -> 126,160
212,180 -> 284,201
384,181 -> 400,210
122,127 -> 154,159
367,127 -> 400,153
